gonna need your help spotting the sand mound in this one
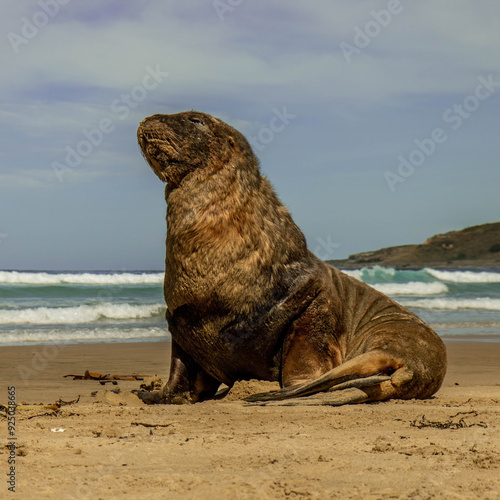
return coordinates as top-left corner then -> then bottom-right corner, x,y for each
92,389 -> 144,406
223,379 -> 280,401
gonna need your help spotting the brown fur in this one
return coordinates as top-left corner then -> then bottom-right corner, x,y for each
137,111 -> 447,405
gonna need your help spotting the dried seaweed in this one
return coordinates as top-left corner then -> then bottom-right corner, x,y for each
64,370 -> 150,384
55,396 -> 80,406
131,422 -> 174,428
23,411 -> 60,420
411,411 -> 488,430
443,398 -> 472,407
1,395 -> 81,421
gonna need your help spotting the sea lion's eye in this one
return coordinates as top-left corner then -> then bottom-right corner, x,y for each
189,117 -> 204,125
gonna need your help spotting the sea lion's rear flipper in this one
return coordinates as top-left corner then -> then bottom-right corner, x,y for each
244,374 -> 391,404
246,387 -> 370,406
245,350 -> 411,404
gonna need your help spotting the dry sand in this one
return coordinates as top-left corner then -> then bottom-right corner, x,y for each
1,340 -> 499,499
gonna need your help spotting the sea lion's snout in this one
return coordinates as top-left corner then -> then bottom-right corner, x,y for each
137,115 -> 184,183
137,115 -> 166,149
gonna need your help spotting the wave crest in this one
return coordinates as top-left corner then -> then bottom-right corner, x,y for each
401,298 -> 500,311
425,269 -> 500,283
372,282 -> 448,296
0,271 -> 164,286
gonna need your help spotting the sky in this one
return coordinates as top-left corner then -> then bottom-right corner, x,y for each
0,0 -> 499,271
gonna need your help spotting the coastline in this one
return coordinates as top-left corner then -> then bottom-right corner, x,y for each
332,262 -> 500,272
2,266 -> 499,346
2,323 -> 500,347
1,339 -> 499,403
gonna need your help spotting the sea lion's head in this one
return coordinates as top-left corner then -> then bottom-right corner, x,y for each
137,111 -> 256,186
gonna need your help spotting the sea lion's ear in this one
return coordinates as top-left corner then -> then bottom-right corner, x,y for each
228,136 -> 235,147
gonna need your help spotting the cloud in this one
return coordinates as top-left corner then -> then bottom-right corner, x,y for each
1,1 -> 499,269
0,168 -> 91,189
4,1 -> 499,111
1,8 -> 499,175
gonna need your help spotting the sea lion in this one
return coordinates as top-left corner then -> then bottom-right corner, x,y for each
136,110 -> 447,406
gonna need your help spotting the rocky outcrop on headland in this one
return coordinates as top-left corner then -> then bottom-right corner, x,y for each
328,222 -> 500,270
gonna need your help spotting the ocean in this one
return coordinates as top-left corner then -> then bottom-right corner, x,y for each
1,267 -> 499,346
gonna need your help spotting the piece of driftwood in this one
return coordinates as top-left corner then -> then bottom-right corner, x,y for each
64,370 -> 151,385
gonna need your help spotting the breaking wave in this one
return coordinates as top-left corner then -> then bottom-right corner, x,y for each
371,282 -> 448,296
0,303 -> 165,325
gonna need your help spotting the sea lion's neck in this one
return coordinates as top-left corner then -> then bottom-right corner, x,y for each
164,160 -> 302,249
165,159 -> 261,230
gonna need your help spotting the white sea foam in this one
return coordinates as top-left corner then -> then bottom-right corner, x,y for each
0,327 -> 169,345
362,266 -> 396,278
0,271 -> 164,286
425,268 -> 500,283
0,303 -> 165,325
401,298 -> 500,311
371,282 -> 448,296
